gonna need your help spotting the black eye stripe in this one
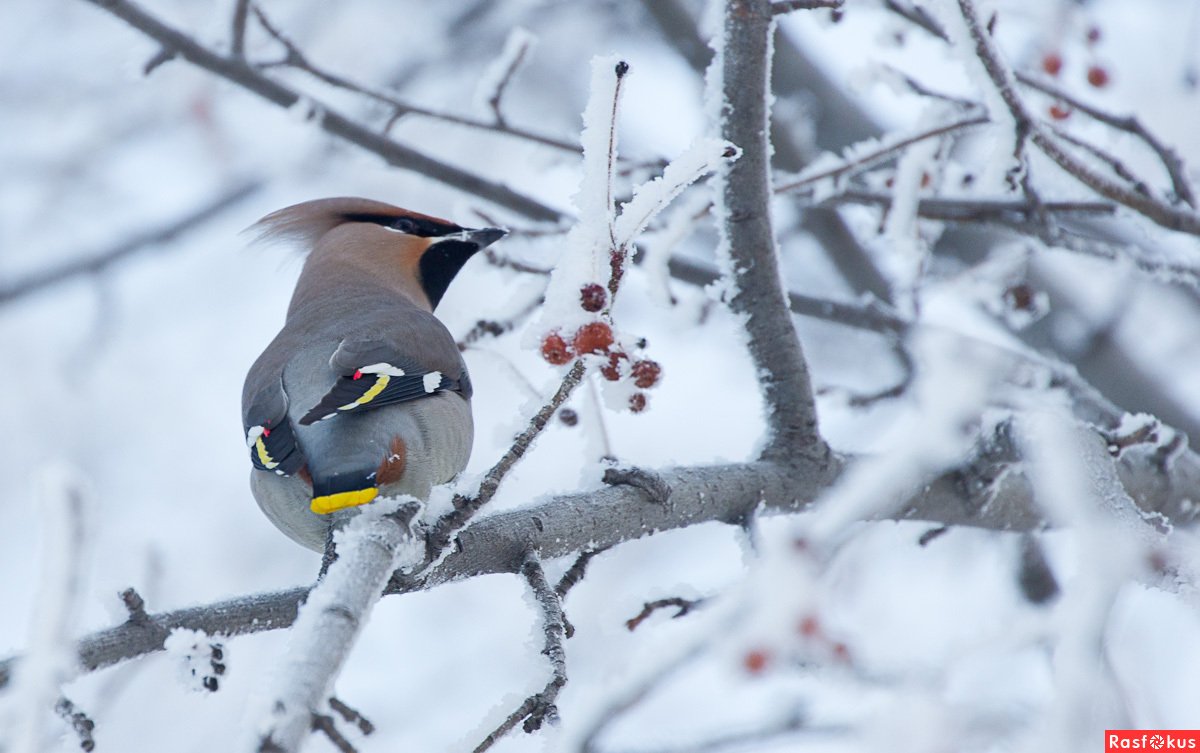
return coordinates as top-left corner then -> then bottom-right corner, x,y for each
341,212 -> 461,237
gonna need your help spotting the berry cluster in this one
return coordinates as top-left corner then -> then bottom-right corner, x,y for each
1041,25 -> 1110,121
539,282 -> 663,412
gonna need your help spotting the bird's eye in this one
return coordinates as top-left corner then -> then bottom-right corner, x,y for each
393,218 -> 418,234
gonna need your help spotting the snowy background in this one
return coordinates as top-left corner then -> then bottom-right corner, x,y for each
2,0 -> 1200,750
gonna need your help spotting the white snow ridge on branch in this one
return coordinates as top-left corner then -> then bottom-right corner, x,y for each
529,54 -> 735,361
246,498 -> 422,753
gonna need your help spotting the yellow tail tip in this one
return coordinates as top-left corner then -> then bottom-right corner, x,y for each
311,487 -> 378,514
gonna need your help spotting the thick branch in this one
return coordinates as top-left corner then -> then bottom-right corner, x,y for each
254,507 -> 417,752
715,0 -> 825,462
6,442 -> 1200,690
81,0 -> 562,223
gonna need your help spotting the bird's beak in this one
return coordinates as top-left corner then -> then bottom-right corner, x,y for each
443,227 -> 507,249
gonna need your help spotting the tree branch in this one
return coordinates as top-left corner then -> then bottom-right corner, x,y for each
253,504 -> 419,753
773,113 -> 988,195
955,0 -> 1200,236
472,552 -> 567,752
1013,76 -> 1195,207
5,439 -> 1200,691
229,0 -> 251,58
714,0 -> 826,462
80,0 -> 563,223
248,5 -> 583,158
0,180 -> 261,306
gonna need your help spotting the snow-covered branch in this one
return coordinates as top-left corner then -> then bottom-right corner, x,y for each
953,0 -> 1200,235
80,0 -> 562,222
6,436 -> 1200,693
249,501 -> 422,753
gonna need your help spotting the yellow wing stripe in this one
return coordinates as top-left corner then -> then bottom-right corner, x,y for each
339,374 -> 390,411
311,487 -> 378,515
254,437 -> 277,469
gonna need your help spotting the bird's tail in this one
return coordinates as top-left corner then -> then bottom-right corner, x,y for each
310,469 -> 378,514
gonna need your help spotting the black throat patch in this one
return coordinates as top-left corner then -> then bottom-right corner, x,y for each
418,240 -> 479,308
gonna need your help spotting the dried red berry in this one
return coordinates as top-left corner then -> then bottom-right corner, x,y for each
630,359 -> 662,389
540,333 -> 573,365
1087,65 -> 1110,88
573,322 -> 614,355
743,649 -> 770,675
1041,52 -> 1063,76
798,615 -> 821,638
628,392 -> 647,413
1005,283 -> 1036,311
579,283 -> 607,312
1048,103 -> 1072,120
600,352 -> 627,382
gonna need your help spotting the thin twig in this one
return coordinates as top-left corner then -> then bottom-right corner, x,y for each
1016,71 -> 1196,207
625,597 -> 707,631
229,0 -> 251,58
473,551 -> 567,752
606,61 -> 630,253
81,0 -> 561,222
482,248 -> 551,275
484,31 -> 533,127
1049,126 -> 1153,197
0,180 -> 261,306
249,5 -> 581,157
555,547 -> 609,599
329,697 -> 376,736
457,301 -> 543,351
580,642 -> 709,753
956,0 -> 1200,235
55,697 -> 96,752
771,0 -> 842,14
817,190 -> 1114,223
626,713 -> 843,753
120,587 -> 150,624
817,190 -> 1200,286
883,0 -> 949,40
310,714 -> 357,753
421,360 -> 588,563
774,114 -> 987,195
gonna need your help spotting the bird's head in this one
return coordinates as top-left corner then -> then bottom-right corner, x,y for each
252,197 -> 507,309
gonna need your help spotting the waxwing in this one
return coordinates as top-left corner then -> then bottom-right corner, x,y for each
241,197 -> 505,552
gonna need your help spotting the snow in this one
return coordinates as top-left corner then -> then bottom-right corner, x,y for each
1,467 -> 90,753
473,27 -> 537,118
4,0 -> 1200,750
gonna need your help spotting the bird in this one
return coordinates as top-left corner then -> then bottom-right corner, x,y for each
241,197 -> 505,552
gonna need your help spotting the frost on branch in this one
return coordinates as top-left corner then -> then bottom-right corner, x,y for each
246,498 -> 422,753
528,54 -> 735,412
2,467 -> 89,753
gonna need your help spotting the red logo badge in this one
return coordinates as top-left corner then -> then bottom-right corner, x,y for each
1107,731 -> 1200,751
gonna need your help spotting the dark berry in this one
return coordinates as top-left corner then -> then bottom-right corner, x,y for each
628,392 -> 647,413
630,359 -> 661,389
580,283 -> 607,312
